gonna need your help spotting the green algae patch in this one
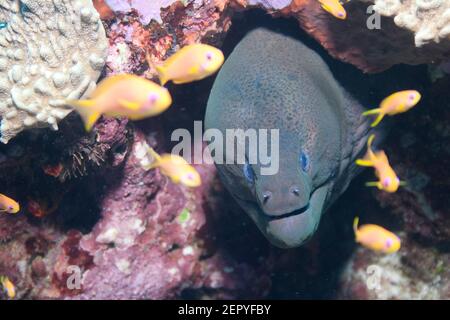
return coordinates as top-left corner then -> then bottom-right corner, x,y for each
178,208 -> 191,224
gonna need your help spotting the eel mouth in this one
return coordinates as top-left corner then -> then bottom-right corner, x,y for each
264,203 -> 310,221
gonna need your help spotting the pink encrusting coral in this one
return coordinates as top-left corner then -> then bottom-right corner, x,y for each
0,124 -> 275,299
101,0 -> 450,75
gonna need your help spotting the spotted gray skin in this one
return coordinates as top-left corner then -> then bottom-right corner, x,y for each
205,28 -> 377,248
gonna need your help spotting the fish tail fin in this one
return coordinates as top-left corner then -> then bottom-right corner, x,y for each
370,113 -> 385,127
355,159 -> 373,167
145,144 -> 162,168
66,99 -> 101,131
146,52 -> 169,86
362,108 -> 385,127
367,134 -> 375,149
355,135 -> 377,167
353,216 -> 359,239
365,181 -> 380,188
155,65 -> 168,86
362,108 -> 381,116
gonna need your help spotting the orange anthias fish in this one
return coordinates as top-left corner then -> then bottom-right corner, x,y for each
66,74 -> 172,131
0,193 -> 20,214
356,134 -> 403,193
143,145 -> 201,188
363,90 -> 421,127
152,43 -> 225,86
0,276 -> 16,299
318,0 -> 347,20
353,217 -> 401,254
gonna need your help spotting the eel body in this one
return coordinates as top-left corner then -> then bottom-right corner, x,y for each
205,27 -> 377,248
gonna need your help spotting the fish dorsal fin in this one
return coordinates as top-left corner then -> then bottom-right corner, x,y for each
145,145 -> 162,167
91,75 -> 136,99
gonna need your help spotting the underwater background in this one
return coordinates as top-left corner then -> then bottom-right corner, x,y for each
0,0 -> 448,299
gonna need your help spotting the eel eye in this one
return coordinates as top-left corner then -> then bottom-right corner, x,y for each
243,162 -> 255,184
408,93 -> 416,101
382,177 -> 391,188
299,151 -> 310,172
206,52 -> 213,61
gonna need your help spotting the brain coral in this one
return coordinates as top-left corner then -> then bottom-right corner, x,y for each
368,0 -> 450,47
0,0 -> 107,143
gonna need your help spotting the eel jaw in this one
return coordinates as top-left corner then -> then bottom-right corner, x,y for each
233,185 -> 329,248
264,186 -> 328,248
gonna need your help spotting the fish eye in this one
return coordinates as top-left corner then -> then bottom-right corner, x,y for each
148,92 -> 158,104
383,177 -> 391,187
408,93 -> 416,100
243,162 -> 255,184
385,239 -> 392,248
299,151 -> 310,172
185,173 -> 195,181
206,52 -> 213,61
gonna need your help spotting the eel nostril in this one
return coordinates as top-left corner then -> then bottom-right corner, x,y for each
292,187 -> 300,196
263,191 -> 271,204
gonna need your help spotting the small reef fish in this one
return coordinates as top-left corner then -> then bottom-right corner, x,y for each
66,74 -> 172,131
0,193 -> 19,214
356,134 -> 403,193
153,43 -> 225,85
143,145 -> 201,188
363,90 -> 421,127
318,0 -> 347,20
1,276 -> 16,299
353,217 -> 401,253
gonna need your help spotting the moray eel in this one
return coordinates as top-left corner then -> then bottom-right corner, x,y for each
205,27 -> 380,248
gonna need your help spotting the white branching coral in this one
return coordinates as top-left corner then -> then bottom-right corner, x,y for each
370,0 -> 450,47
0,0 -> 107,143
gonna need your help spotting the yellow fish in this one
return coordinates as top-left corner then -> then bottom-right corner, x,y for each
1,276 -> 16,299
153,43 -> 225,85
356,134 -> 403,193
0,193 -> 20,214
353,217 -> 401,254
144,145 -> 201,188
66,74 -> 172,131
318,0 -> 347,20
363,90 -> 421,127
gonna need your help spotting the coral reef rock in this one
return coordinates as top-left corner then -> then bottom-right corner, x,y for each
338,238 -> 450,299
103,0 -> 450,74
369,0 -> 450,47
0,0 -> 108,143
282,0 -> 450,72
